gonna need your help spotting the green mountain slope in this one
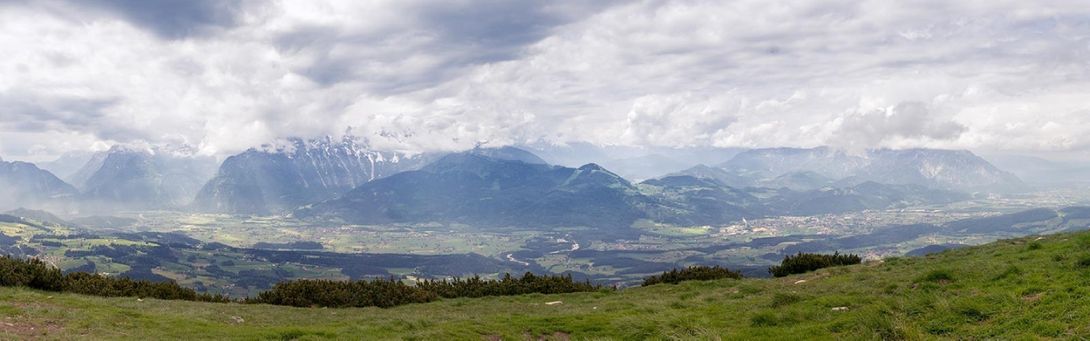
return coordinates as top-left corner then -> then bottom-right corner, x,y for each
4,230 -> 1090,339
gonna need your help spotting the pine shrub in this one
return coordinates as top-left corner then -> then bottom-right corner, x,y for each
417,272 -> 602,298
642,265 -> 743,286
253,272 -> 604,308
0,255 -> 229,302
769,252 -> 862,277
251,278 -> 436,308
2,255 -> 603,309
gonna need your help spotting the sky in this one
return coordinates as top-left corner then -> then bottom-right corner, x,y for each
1,0 -> 1090,162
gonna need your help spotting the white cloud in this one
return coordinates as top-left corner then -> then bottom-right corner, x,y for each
829,102 -> 966,153
1,0 -> 1089,162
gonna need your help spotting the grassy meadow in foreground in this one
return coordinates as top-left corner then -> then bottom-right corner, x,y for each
4,230 -> 1090,339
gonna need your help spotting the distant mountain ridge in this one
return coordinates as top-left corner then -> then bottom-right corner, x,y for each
37,151 -> 99,185
0,157 -> 78,210
675,147 -> 1024,192
295,148 -> 970,230
2,144 -> 1022,221
522,142 -> 745,181
67,151 -> 108,189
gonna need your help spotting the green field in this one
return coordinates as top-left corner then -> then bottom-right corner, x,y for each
5,230 -> 1090,339
120,212 -> 538,256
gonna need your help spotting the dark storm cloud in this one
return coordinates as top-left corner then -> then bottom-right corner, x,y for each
0,92 -> 143,141
414,0 -> 571,61
281,1 -> 621,92
0,92 -> 114,127
71,0 -> 248,39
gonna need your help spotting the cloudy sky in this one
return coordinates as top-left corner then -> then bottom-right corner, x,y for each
1,0 -> 1089,161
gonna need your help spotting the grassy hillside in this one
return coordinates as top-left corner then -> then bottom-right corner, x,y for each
5,230 -> 1090,340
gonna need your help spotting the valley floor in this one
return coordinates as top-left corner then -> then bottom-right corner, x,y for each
4,230 -> 1090,340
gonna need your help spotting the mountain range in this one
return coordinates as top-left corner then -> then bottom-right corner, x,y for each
675,147 -> 1025,192
521,142 -> 745,181
1,145 -> 216,212
2,141 -> 1029,227
293,150 -> 652,229
294,148 -> 972,231
0,157 -> 78,210
192,136 -> 443,214
80,145 -> 218,210
289,147 -> 649,224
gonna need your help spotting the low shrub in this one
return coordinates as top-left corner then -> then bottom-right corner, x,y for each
0,255 -> 228,302
769,252 -> 862,277
417,272 -> 603,298
251,278 -> 435,308
0,256 -> 604,309
255,272 -> 605,308
641,265 -> 743,286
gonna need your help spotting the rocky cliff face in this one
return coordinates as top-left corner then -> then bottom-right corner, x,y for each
194,136 -> 437,214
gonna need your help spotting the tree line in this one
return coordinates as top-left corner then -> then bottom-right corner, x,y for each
0,256 -> 229,302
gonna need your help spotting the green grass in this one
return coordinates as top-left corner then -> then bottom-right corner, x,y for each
6,231 -> 1090,339
630,219 -> 712,237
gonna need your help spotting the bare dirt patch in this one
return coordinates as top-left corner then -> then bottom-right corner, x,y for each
0,317 -> 63,339
1022,293 -> 1043,303
522,331 -> 571,341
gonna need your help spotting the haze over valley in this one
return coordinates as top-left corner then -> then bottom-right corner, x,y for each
2,1 -> 1090,338
4,136 -> 1089,295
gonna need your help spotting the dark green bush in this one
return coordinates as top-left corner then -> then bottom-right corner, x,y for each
0,255 -> 228,302
417,272 -> 602,298
255,272 -> 604,308
642,265 -> 742,286
2,255 -> 602,309
0,256 -> 63,290
769,252 -> 862,277
62,272 -> 228,301
251,278 -> 436,308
